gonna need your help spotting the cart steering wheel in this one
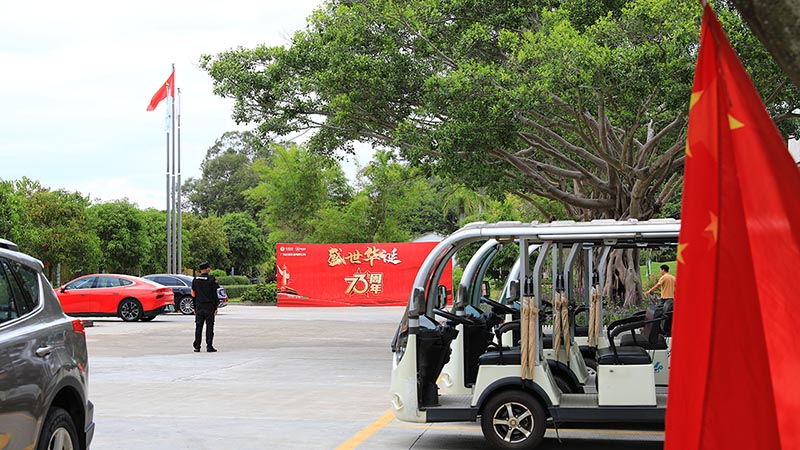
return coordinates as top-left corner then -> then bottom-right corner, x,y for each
434,308 -> 476,325
480,297 -> 516,315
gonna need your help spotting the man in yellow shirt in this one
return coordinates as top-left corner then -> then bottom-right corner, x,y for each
647,264 -> 676,303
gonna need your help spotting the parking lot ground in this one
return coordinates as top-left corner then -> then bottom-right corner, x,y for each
86,305 -> 664,450
344,420 -> 664,450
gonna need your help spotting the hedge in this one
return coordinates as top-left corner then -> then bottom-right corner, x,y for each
216,275 -> 251,286
221,285 -> 252,299
241,283 -> 277,303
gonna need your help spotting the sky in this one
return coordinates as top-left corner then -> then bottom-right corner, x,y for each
1,2 -> 798,211
0,0 -> 373,210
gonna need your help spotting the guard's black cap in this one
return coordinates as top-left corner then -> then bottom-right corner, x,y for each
199,261 -> 210,270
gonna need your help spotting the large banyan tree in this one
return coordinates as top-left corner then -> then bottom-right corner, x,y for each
202,0 -> 799,304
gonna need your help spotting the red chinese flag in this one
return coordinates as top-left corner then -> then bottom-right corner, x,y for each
665,4 -> 800,450
146,71 -> 175,111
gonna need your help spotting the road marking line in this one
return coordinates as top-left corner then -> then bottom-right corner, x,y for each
335,409 -> 395,450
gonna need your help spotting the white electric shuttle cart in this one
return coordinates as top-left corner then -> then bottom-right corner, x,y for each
390,220 -> 677,449
439,240 -> 594,396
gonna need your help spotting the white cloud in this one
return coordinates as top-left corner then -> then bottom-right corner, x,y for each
0,0 -> 351,210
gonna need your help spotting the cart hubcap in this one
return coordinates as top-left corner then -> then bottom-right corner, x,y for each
492,401 -> 534,443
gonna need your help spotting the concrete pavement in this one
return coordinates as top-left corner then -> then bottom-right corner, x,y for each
85,305 -> 664,449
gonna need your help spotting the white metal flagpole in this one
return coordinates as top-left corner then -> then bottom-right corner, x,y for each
177,87 -> 183,273
165,80 -> 173,274
170,63 -> 177,274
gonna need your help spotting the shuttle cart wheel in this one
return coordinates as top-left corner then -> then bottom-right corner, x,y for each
584,357 -> 597,377
481,390 -> 546,450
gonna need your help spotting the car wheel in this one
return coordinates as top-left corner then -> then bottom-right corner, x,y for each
118,298 -> 143,322
37,407 -> 78,450
178,295 -> 195,315
481,390 -> 547,450
140,315 -> 156,322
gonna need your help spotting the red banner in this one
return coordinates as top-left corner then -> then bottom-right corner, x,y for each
276,242 -> 451,307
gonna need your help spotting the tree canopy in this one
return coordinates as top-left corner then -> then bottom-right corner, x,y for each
89,200 -> 149,274
5,179 -> 102,281
202,0 -> 799,220
221,212 -> 270,275
183,131 -> 272,217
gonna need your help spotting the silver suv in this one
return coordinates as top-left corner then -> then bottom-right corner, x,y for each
0,239 -> 94,450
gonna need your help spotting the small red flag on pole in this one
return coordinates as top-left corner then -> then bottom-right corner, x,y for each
146,70 -> 175,111
665,3 -> 800,450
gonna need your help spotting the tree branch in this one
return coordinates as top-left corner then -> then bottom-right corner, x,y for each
516,112 -> 608,168
623,86 -> 660,168
774,112 -> 800,122
491,148 -> 615,210
635,112 -> 688,172
515,132 -> 612,193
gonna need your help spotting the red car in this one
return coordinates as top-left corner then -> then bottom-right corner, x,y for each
57,274 -> 174,322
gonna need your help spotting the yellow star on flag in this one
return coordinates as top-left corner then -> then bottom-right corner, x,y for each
728,114 -> 744,130
690,91 -> 703,109
677,242 -> 688,265
704,211 -> 719,242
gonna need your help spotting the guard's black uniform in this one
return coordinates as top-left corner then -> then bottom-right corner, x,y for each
192,273 -> 219,351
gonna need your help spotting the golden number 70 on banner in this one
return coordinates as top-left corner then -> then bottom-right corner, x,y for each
344,270 -> 385,295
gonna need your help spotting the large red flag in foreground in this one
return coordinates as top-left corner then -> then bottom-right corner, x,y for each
665,4 -> 800,450
146,70 -> 175,111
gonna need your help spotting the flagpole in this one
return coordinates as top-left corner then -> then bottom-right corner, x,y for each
177,87 -> 183,273
165,81 -> 173,274
170,63 -> 177,274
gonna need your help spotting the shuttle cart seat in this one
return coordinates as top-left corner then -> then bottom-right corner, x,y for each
478,348 -> 522,366
598,314 -> 655,365
596,346 -> 652,365
662,299 -> 673,336
479,321 -> 522,365
619,304 -> 669,350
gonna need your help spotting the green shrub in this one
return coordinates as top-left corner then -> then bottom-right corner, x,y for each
452,267 -> 464,288
216,275 -> 251,286
233,275 -> 251,285
222,285 -> 252,299
241,283 -> 277,304
210,269 -> 226,278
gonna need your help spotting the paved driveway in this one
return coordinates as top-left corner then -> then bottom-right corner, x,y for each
86,305 -> 664,449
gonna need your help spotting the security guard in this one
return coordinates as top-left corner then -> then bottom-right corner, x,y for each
192,262 -> 219,352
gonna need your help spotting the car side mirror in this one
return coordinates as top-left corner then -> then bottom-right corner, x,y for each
60,287 -> 66,293
437,285 -> 448,309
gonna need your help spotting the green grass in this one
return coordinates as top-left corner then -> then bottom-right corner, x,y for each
640,260 -> 677,285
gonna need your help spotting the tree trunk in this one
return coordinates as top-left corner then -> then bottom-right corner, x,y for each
730,0 -> 800,90
602,248 -> 644,307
